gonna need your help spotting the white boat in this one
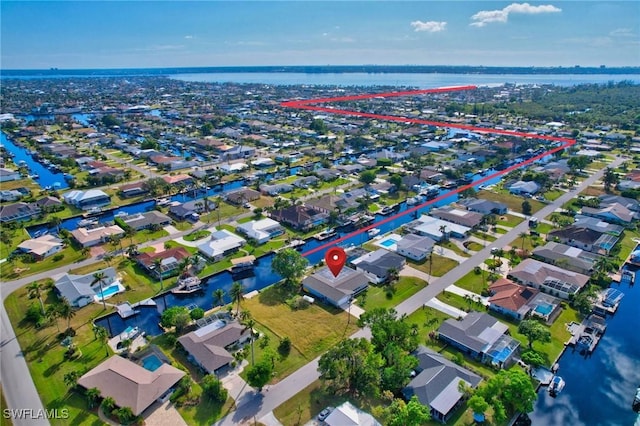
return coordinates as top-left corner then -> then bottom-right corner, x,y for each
78,218 -> 98,227
548,376 -> 565,396
367,228 -> 381,237
114,211 -> 128,218
406,196 -> 418,205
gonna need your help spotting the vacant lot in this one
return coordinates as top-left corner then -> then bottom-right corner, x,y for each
477,190 -> 545,213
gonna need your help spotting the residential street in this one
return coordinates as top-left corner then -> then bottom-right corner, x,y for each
0,157 -> 621,426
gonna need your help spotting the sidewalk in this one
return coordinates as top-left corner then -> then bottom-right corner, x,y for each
446,284 -> 489,306
424,298 -> 467,318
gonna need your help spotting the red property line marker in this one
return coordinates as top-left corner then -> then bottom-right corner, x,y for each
280,86 -> 576,258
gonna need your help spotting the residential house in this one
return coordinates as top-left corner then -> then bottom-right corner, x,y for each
406,215 -> 471,241
316,168 -> 341,181
225,188 -> 260,205
581,202 -> 635,225
77,355 -> 185,416
458,198 -> 508,215
437,311 -> 520,368
118,181 -> 149,198
395,234 -> 435,261
121,211 -> 172,231
547,226 -> 619,255
236,218 -> 284,244
17,235 -> 64,260
270,205 -> 329,231
169,199 -> 216,221
196,229 -> 246,261
599,194 -> 640,212
507,258 -> 590,300
54,267 -> 119,307
508,181 -> 540,195
70,225 -> 125,248
135,247 -> 191,279
324,402 -> 381,426
351,249 -> 406,284
532,242 -> 599,275
292,176 -> 319,188
302,266 -> 370,307
0,190 -> 23,202
431,206 -> 484,229
306,194 -> 357,214
403,346 -> 482,423
0,168 -> 21,182
0,202 -> 40,223
488,278 -> 539,320
34,195 -> 63,211
63,189 -> 111,210
162,174 -> 194,187
259,182 -> 294,196
178,320 -> 251,375
420,169 -> 446,184
573,215 -> 624,236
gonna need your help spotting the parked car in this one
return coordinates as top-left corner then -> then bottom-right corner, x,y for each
317,407 -> 334,421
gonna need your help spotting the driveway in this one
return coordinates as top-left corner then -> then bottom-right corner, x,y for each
143,400 -> 187,426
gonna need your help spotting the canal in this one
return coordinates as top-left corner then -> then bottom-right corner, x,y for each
529,266 -> 640,426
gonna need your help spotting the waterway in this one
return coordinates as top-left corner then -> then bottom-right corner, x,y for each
530,267 -> 640,426
171,72 -> 640,87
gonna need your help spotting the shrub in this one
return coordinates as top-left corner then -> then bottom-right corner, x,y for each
52,253 -> 64,262
25,303 -> 43,326
278,337 -> 291,357
190,307 -> 205,320
289,295 -> 310,310
202,374 -> 228,403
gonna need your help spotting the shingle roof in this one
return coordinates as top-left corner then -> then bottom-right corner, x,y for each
178,321 -> 249,373
437,311 -> 508,354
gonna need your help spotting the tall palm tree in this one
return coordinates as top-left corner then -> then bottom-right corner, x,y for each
153,257 -> 164,290
86,387 -> 101,409
126,244 -> 138,258
50,216 -> 62,234
124,227 -> 136,246
229,281 -> 244,317
27,282 -> 45,315
92,271 -> 109,310
58,298 -> 75,331
102,252 -> 114,267
439,225 -> 448,242
46,304 -> 61,332
519,231 -> 528,251
243,317 -> 257,365
213,288 -> 225,308
94,325 -> 109,357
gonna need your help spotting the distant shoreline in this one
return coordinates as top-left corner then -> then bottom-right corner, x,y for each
2,65 -> 640,77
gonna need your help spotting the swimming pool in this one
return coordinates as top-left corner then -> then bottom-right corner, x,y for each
141,354 -> 163,372
534,303 -> 554,316
95,284 -> 121,301
380,238 -> 398,248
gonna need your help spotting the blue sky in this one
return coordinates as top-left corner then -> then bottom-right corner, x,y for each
1,1 -> 638,69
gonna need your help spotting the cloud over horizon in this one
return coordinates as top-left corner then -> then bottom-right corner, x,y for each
471,3 -> 561,27
411,20 -> 447,33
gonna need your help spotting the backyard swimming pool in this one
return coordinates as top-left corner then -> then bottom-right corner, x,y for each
141,354 -> 163,372
379,238 -> 398,248
534,303 -> 554,316
94,284 -> 121,301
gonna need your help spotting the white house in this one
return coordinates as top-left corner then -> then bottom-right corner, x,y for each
509,181 -> 540,195
0,168 -> 22,182
236,218 -> 284,244
70,225 -> 125,248
302,266 -> 370,307
197,229 -> 246,261
395,234 -> 435,261
408,215 -> 471,241
54,267 -> 121,307
17,235 -> 64,260
63,189 -> 111,210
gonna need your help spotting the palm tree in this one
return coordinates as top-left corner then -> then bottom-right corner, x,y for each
243,316 -> 257,365
59,298 -> 76,331
124,227 -> 136,246
50,216 -> 62,234
102,252 -> 114,267
387,267 -> 399,284
92,271 -> 109,310
439,225 -> 448,242
86,387 -> 101,409
519,231 -> 528,251
27,282 -> 45,315
94,325 -> 109,357
229,281 -> 244,317
63,370 -> 80,389
126,244 -> 138,258
213,288 -> 225,308
153,257 -> 164,290
46,304 -> 61,332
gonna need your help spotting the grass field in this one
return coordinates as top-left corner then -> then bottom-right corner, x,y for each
408,254 -> 458,277
497,214 -> 524,227
363,276 -> 427,310
0,385 -> 13,426
0,245 -> 85,280
477,190 -> 545,213
455,270 -> 488,295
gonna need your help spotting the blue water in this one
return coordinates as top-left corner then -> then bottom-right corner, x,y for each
0,132 -> 68,189
535,303 -> 554,316
530,268 -> 640,426
171,73 -> 640,87
96,284 -> 120,300
141,354 -> 163,372
379,238 -> 398,248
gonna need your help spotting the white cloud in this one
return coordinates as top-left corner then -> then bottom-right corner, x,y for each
610,28 -> 635,37
411,20 -> 447,33
470,3 -> 561,27
184,35 -> 193,39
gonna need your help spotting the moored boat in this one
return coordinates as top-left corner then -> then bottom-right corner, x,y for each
367,228 -> 381,237
548,376 -> 565,397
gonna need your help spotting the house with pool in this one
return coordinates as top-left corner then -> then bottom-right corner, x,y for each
507,258 -> 589,300
53,267 -> 124,308
488,277 -> 563,323
63,189 -> 111,211
437,311 -> 520,368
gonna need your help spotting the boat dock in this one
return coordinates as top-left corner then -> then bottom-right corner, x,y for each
116,302 -> 140,318
593,287 -> 624,316
230,255 -> 256,273
171,276 -> 203,294
566,314 -> 607,354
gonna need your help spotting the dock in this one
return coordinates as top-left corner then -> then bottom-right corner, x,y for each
566,314 -> 607,354
116,302 -> 140,319
230,255 -> 256,274
592,287 -> 624,316
171,276 -> 203,294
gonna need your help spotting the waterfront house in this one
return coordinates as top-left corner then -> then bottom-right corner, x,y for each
488,278 -> 539,321
508,181 -> 540,195
302,266 -> 370,307
406,215 -> 471,241
70,225 -> 125,248
225,188 -> 260,205
121,211 -> 172,231
259,182 -> 294,195
118,181 -> 149,198
178,320 -> 251,376
63,189 -> 111,211
437,311 -> 520,368
269,204 -> 329,231
395,233 -> 435,261
196,229 -> 246,261
351,249 -> 406,284
0,202 -> 41,223
168,199 -> 216,221
0,167 -> 21,182
77,355 -> 184,416
0,190 -> 24,202
507,258 -> 589,300
236,218 -> 284,244
135,247 -> 191,279
458,198 -> 508,215
431,206 -> 484,229
547,225 -> 619,255
54,267 -> 119,308
531,242 -> 599,275
162,174 -> 194,187
17,235 -> 64,260
403,346 -> 482,423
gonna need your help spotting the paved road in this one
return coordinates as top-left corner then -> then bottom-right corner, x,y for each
215,156 -> 622,425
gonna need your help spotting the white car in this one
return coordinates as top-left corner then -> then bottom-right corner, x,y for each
318,407 -> 334,421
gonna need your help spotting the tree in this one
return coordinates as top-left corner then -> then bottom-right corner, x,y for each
358,308 -> 419,354
467,394 -> 490,421
27,281 -> 45,315
153,257 -> 164,290
271,248 -> 309,286
160,306 -> 190,330
101,396 -> 116,413
389,174 -> 403,190
113,406 -> 135,425
85,387 -> 101,409
92,271 -> 109,310
386,267 -> 399,284
380,396 -> 431,426
570,289 -> 596,316
477,369 -> 537,423
49,216 -> 62,234
521,200 -> 532,216
439,225 -> 448,241
213,288 -> 225,308
246,359 -> 273,391
63,370 -> 81,389
518,319 -> 551,349
229,281 -> 244,316
102,252 -> 114,267
603,168 -> 619,192
58,298 -> 75,331
202,374 -> 228,402
190,307 -> 205,321
94,325 -> 110,357
521,349 -> 545,368
318,338 -> 383,397
519,231 -> 529,251
359,170 -> 377,186
46,304 -> 61,332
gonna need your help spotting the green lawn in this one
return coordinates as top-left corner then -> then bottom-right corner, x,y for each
465,241 -> 484,251
438,241 -> 470,257
543,189 -> 564,201
497,214 -> 524,227
477,190 -> 545,213
472,231 -> 497,242
183,230 -> 211,242
455,270 -> 488,295
0,245 -> 86,281
437,291 -> 485,313
363,277 -> 427,310
0,385 -> 13,426
408,254 -> 458,277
